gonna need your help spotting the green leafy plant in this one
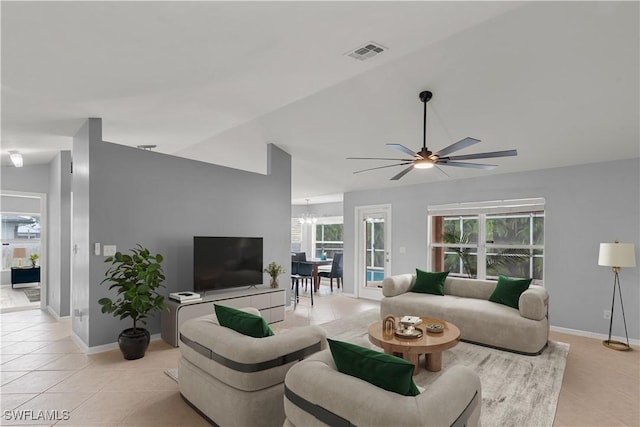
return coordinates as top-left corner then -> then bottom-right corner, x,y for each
264,261 -> 286,278
29,253 -> 39,267
442,231 -> 530,279
99,245 -> 168,333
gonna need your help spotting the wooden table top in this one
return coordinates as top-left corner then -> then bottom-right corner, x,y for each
368,317 -> 460,355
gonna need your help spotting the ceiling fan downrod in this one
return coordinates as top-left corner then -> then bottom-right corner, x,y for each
419,91 -> 432,154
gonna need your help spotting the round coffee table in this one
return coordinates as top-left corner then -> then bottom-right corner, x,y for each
368,317 -> 460,375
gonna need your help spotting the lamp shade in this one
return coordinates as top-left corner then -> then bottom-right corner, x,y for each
12,247 -> 27,258
598,243 -> 636,268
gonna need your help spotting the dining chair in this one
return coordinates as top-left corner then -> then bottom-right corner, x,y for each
317,253 -> 343,291
290,260 -> 299,289
293,252 -> 307,262
292,261 -> 314,307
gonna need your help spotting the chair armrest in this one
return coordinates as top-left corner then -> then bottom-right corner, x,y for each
519,285 -> 549,321
284,351 -> 481,427
181,317 -> 327,365
382,274 -> 415,297
418,365 -> 482,427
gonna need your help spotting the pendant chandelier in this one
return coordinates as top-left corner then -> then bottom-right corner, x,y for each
298,199 -> 317,224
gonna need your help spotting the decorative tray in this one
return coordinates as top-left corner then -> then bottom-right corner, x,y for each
394,327 -> 423,339
425,323 -> 444,333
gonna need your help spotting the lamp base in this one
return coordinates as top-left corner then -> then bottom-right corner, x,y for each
602,340 -> 631,351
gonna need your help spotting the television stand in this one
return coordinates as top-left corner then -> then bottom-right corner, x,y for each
161,285 -> 285,347
247,284 -> 258,290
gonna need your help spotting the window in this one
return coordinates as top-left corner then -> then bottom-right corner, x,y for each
1,213 -> 41,269
315,222 -> 343,259
291,219 -> 302,253
365,218 -> 385,282
429,199 -> 545,283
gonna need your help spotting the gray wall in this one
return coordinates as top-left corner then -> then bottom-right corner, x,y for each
73,118 -> 291,347
1,164 -> 50,194
47,151 -> 72,317
344,158 -> 640,339
292,201 -> 342,219
72,119 -> 94,344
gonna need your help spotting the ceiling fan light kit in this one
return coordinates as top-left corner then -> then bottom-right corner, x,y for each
348,90 -> 518,180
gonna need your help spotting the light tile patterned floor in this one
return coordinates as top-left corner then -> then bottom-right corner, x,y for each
0,284 -> 40,312
0,286 -> 638,426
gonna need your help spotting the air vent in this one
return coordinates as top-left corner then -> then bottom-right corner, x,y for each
345,42 -> 387,61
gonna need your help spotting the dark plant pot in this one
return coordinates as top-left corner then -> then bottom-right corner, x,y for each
118,328 -> 150,360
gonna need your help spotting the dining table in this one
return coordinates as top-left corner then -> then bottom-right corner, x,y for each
308,258 -> 332,292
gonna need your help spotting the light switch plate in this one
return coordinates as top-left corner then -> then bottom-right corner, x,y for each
103,245 -> 117,256
94,243 -> 101,256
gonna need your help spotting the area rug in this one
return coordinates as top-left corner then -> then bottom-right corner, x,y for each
23,288 -> 40,303
164,308 -> 569,427
165,367 -> 178,382
322,308 -> 569,427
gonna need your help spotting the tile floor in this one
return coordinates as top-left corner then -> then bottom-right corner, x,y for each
0,286 -> 638,426
0,285 -> 40,312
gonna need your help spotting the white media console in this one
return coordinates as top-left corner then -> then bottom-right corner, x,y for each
161,285 -> 286,347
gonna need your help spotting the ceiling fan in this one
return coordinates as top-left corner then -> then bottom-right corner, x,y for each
348,91 -> 517,180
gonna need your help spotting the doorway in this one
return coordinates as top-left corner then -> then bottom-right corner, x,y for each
355,204 -> 391,300
0,191 -> 46,312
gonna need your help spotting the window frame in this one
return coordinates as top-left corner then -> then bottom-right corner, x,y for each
427,198 -> 545,284
313,216 -> 343,259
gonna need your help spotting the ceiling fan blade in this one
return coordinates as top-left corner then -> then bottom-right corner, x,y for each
434,137 -> 481,157
353,162 -> 413,174
444,149 -> 518,161
434,165 -> 450,179
347,157 -> 415,161
438,161 -> 497,170
386,144 -> 422,158
390,165 -> 415,181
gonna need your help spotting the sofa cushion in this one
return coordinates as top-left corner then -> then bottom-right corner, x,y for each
214,304 -> 274,338
327,338 -> 420,396
488,276 -> 532,309
411,269 -> 448,295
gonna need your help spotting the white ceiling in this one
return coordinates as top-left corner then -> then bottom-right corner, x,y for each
2,2 -> 638,205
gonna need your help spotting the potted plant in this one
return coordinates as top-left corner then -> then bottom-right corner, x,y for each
98,245 -> 168,360
264,261 -> 286,288
29,253 -> 39,268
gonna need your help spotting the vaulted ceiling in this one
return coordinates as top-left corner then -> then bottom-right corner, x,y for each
2,2 -> 638,204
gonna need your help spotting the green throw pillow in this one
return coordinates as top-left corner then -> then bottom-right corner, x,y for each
411,269 -> 449,295
488,275 -> 533,309
327,338 -> 420,396
214,304 -> 274,338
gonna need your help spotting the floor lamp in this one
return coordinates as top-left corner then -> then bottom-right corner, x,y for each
598,241 -> 636,351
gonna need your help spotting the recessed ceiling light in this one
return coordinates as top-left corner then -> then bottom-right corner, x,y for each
9,151 -> 23,168
137,145 -> 157,150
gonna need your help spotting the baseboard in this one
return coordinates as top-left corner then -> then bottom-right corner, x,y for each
71,332 -> 163,354
46,306 -> 71,320
550,325 -> 640,346
70,332 -> 89,353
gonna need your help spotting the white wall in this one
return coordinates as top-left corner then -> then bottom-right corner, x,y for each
344,158 -> 640,339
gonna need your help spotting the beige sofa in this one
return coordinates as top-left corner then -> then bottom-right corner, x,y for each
381,275 -> 549,355
178,308 -> 327,426
283,349 -> 481,427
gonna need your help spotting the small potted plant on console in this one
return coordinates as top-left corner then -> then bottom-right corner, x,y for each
264,261 -> 286,288
99,245 -> 168,360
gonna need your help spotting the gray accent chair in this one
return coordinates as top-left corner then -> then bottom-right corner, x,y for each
178,308 -> 327,427
381,275 -> 549,355
284,349 -> 481,427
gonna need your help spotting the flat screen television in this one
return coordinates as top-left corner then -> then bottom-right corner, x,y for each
193,236 -> 263,293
